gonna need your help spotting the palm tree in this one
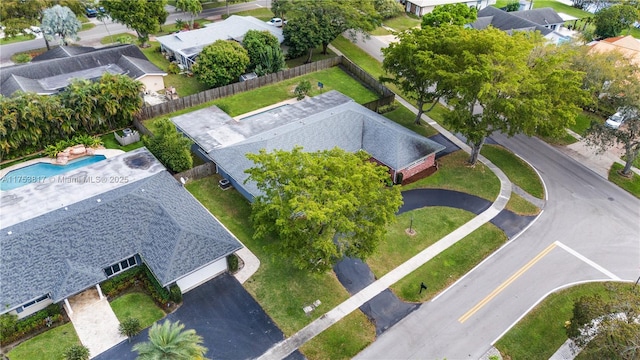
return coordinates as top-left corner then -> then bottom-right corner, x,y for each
132,320 -> 208,360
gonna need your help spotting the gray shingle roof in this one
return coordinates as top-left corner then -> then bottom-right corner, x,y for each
174,91 -> 445,198
470,7 -> 553,35
0,44 -> 166,96
31,46 -> 98,62
511,8 -> 565,26
0,171 -> 242,311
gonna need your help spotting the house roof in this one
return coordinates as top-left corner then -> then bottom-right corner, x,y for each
172,91 -> 446,198
0,150 -> 242,312
157,15 -> 284,58
589,35 -> 640,66
406,0 -> 476,7
0,44 -> 166,96
511,7 -> 565,26
470,6 -> 553,35
31,46 -> 98,62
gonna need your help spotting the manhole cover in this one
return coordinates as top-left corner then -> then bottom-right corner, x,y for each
124,153 -> 153,169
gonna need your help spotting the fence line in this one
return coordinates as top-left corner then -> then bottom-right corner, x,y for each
136,56 -> 394,120
173,162 -> 217,182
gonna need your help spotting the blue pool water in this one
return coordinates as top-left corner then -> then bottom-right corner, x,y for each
0,155 -> 107,191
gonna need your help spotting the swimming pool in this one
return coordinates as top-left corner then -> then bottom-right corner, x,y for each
0,155 -> 107,191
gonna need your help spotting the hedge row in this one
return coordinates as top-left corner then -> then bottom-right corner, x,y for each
0,304 -> 64,345
100,265 -> 182,307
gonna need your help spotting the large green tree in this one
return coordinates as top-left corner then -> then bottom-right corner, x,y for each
133,320 -> 208,360
175,0 -> 202,30
100,0 -> 168,47
41,5 -> 81,46
192,40 -> 250,88
593,4 -> 639,38
421,3 -> 477,28
374,0 -> 404,19
284,0 -> 380,62
404,26 -> 587,164
143,118 -> 193,173
270,0 -> 292,18
245,146 -> 403,273
242,30 -> 285,75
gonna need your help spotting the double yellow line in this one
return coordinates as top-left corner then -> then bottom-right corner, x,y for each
458,242 -> 557,323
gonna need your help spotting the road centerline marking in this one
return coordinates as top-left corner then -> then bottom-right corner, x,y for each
458,242 -> 557,323
554,241 -> 621,280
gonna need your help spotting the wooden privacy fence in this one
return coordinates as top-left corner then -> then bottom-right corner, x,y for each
173,162 -> 217,182
136,56 -> 394,120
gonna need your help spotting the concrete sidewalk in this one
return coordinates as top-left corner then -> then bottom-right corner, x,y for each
257,45 -> 513,360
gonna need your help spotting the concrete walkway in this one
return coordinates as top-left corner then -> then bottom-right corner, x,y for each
257,44 -> 513,360
67,289 -> 126,359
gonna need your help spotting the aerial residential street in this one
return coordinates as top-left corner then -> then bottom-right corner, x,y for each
355,132 -> 640,359
0,0 -> 271,66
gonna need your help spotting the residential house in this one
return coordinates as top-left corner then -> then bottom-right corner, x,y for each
469,6 -> 570,43
0,44 -> 167,97
171,91 -> 446,201
0,149 -> 243,319
401,0 -> 496,17
588,35 -> 640,66
157,15 -> 284,70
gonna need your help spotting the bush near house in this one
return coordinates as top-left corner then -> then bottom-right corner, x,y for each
100,264 -> 183,309
0,304 -> 65,346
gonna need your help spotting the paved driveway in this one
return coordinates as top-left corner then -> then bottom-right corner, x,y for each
96,273 -> 304,360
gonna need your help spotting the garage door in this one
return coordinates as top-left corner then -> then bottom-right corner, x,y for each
176,258 -> 228,293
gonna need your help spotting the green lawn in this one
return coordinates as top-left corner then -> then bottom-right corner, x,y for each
285,45 -> 337,68
505,192 -> 541,215
532,0 -> 592,18
609,163 -> 640,198
331,36 -> 383,79
80,22 -> 95,31
221,7 -> 273,21
402,151 -> 501,201
100,132 -> 144,152
368,207 -> 475,277
391,221 -> 506,302
6,323 -> 81,360
496,282 -> 635,360
480,144 -> 545,199
100,32 -> 137,45
372,13 -> 422,35
186,175 -> 375,358
571,112 -> 601,136
382,103 -> 438,137
0,34 -> 36,45
110,292 -> 165,329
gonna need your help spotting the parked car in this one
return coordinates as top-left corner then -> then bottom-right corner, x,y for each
605,111 -> 625,129
266,17 -> 287,27
85,7 -> 98,17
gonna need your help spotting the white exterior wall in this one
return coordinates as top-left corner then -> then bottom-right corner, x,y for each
176,257 -> 228,293
138,75 -> 166,93
10,298 -> 53,319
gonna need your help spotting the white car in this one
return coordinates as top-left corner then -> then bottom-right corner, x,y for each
605,112 -> 625,129
266,17 -> 286,27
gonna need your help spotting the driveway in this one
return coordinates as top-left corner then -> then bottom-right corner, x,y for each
96,273 -> 304,360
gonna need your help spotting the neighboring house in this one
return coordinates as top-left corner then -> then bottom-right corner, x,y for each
157,15 -> 284,70
0,149 -> 243,319
0,44 -> 167,97
468,6 -> 570,44
401,0 -> 496,17
588,35 -> 640,66
172,91 -> 446,201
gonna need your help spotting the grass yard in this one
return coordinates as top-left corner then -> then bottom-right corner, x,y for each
382,103 -> 438,137
0,34 -> 36,45
100,132 -> 144,152
368,207 -> 475,277
609,163 -> 640,198
571,112 -> 601,136
80,22 -> 95,32
110,292 -> 165,329
221,7 -> 274,21
495,282 -> 635,360
372,13 -> 422,35
532,0 -> 592,18
6,323 -> 81,360
186,176 -> 375,358
391,221 -> 506,302
402,151 -> 501,201
332,36 -> 383,79
480,144 -> 545,199
100,32 -> 137,45
286,46 -> 337,68
505,192 -> 541,215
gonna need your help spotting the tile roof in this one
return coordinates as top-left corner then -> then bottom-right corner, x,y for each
0,44 -> 166,96
173,91 -> 446,198
0,159 -> 242,312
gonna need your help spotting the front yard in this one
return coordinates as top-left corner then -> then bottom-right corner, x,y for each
6,323 -> 81,360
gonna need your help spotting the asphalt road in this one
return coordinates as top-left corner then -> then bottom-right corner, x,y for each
355,133 -> 640,359
0,0 -> 272,65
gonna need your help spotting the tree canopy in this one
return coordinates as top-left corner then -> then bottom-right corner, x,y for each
421,3 -> 477,28
284,0 -> 380,62
143,118 -> 193,173
133,320 -> 207,360
100,0 -> 168,46
386,26 -> 587,165
242,30 -> 285,75
374,0 -> 404,19
245,147 -> 403,273
192,40 -> 250,88
175,0 -> 202,29
41,5 -> 81,46
593,4 -> 639,38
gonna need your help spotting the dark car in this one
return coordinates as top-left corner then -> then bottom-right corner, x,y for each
85,7 -> 98,17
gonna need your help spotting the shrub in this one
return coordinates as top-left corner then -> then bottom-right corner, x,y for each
101,267 -> 142,297
168,62 -> 180,75
169,285 -> 183,304
14,53 -> 32,63
143,118 -> 193,173
0,304 -> 64,345
63,344 -> 90,360
227,254 -> 239,273
175,19 -> 185,31
505,0 -> 520,11
119,317 -> 142,339
377,102 -> 399,114
294,80 -> 311,100
0,313 -> 18,342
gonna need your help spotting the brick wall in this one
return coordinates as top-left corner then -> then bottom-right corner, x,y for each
398,154 -> 436,180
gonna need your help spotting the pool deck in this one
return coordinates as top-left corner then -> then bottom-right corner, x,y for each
0,148 -> 164,229
0,149 -> 124,179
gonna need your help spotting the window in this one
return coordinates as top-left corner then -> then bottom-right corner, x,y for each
16,294 -> 51,313
104,255 -> 138,278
